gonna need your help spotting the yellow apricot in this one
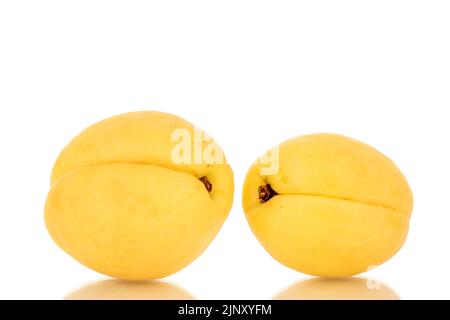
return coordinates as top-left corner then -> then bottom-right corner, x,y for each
45,111 -> 234,280
243,134 -> 413,277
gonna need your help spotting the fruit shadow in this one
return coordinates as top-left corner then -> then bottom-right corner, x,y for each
273,277 -> 400,300
65,279 -> 195,300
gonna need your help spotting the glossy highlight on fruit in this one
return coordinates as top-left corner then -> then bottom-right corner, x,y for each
45,111 -> 234,280
243,134 -> 413,277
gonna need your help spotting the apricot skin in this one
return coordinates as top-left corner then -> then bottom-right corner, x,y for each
45,112 -> 234,280
243,134 -> 413,277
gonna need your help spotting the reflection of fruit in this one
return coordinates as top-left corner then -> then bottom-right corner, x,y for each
66,279 -> 194,300
273,278 -> 399,300
45,111 -> 234,280
243,134 -> 413,277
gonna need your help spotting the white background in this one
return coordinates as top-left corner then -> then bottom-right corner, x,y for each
0,1 -> 449,300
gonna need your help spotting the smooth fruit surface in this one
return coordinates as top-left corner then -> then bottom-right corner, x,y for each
45,111 -> 234,280
243,134 -> 413,277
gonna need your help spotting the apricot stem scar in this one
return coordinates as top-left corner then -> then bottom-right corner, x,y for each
199,176 -> 212,193
258,184 -> 278,203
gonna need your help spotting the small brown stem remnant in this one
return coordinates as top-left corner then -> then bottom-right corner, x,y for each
258,184 -> 278,203
199,176 -> 212,193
